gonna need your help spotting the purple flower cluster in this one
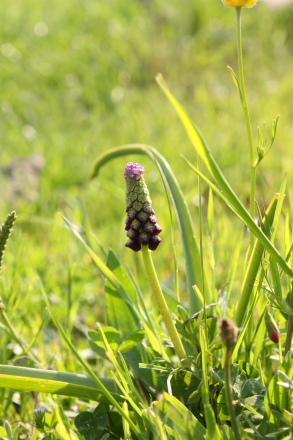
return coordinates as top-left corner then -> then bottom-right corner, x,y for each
33,406 -> 46,430
124,163 -> 162,252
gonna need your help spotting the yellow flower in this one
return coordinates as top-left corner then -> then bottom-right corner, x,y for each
223,0 -> 258,7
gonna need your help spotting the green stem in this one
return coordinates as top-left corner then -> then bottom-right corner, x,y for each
236,7 -> 256,250
285,281 -> 293,356
141,245 -> 188,366
225,347 -> 242,440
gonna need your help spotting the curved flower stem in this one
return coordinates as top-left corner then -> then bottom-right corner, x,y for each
236,7 -> 256,251
141,245 -> 188,366
225,346 -> 242,440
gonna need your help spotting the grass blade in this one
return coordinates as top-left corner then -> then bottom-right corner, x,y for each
235,193 -> 280,327
40,281 -> 143,439
0,365 -> 123,403
156,73 -> 293,279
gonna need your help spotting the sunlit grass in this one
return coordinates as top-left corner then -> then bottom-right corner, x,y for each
1,0 -> 293,438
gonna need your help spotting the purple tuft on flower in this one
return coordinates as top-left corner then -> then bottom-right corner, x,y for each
34,406 -> 46,416
124,162 -> 162,252
34,406 -> 46,430
124,162 -> 145,180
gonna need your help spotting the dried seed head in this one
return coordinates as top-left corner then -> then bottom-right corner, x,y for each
219,318 -> 239,347
124,163 -> 162,252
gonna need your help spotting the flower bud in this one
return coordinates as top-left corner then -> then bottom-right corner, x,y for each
269,327 -> 280,344
265,308 -> 280,344
124,163 -> 162,252
149,235 -> 162,251
33,406 -> 46,430
222,0 -> 258,7
219,318 -> 239,347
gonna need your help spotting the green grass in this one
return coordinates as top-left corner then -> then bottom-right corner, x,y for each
1,0 -> 293,438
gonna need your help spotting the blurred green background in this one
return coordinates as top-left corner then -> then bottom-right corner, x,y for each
1,0 -> 293,324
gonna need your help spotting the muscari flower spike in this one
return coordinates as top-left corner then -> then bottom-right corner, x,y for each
124,163 -> 162,252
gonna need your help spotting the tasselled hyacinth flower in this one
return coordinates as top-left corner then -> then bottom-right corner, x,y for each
222,0 -> 258,7
124,163 -> 162,252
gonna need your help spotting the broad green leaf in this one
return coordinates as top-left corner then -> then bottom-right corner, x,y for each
90,144 -> 207,312
0,365 -> 123,403
74,411 -> 108,440
141,320 -> 164,355
158,289 -> 178,317
89,327 -> 121,351
217,365 -> 265,427
119,330 -> 145,353
106,250 -> 137,306
240,379 -> 266,408
157,73 -> 293,279
61,215 -> 140,320
170,370 -> 201,403
98,434 -> 110,440
88,336 -> 108,361
105,251 -> 139,338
